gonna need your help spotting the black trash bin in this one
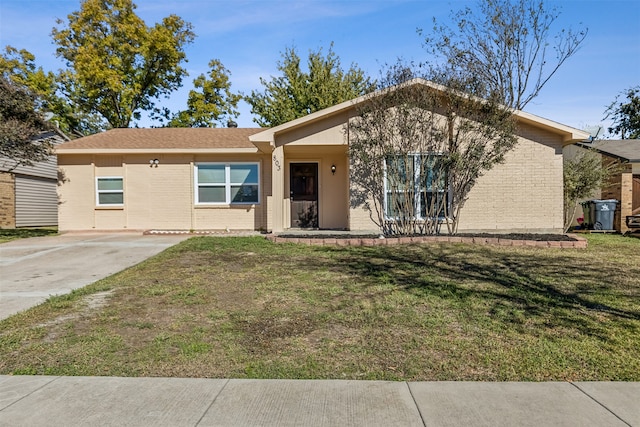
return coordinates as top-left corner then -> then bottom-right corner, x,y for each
582,199 -> 617,230
580,201 -> 593,229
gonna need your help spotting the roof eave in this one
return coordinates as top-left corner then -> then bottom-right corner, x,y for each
514,110 -> 590,144
55,148 -> 261,155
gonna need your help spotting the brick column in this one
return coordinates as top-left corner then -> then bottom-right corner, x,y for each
619,171 -> 633,233
601,163 -> 633,233
0,172 -> 16,228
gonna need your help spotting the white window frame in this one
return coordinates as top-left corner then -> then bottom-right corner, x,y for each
96,176 -> 124,207
194,162 -> 260,205
383,154 -> 448,220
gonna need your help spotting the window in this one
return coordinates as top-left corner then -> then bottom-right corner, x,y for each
96,177 -> 123,206
195,163 -> 259,205
384,154 -> 448,219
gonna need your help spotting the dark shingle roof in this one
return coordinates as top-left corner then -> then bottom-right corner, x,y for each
56,128 -> 264,151
578,140 -> 640,162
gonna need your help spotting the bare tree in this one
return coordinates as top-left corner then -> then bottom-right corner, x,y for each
420,0 -> 587,109
349,67 -> 517,235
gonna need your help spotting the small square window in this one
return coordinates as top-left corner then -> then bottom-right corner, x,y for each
96,177 -> 123,206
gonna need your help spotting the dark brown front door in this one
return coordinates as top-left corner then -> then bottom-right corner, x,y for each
290,163 -> 318,228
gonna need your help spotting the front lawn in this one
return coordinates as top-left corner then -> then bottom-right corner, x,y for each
1,234 -> 638,380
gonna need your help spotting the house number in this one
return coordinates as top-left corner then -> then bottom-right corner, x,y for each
273,154 -> 281,171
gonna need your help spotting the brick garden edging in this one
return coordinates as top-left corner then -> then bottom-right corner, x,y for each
265,233 -> 588,249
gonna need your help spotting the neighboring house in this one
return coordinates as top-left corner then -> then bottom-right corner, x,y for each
577,140 -> 640,233
0,130 -> 68,228
56,79 -> 589,234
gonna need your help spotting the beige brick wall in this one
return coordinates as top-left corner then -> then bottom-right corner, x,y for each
348,202 -> 380,232
58,118 -> 570,235
348,123 -> 567,234
0,172 -> 16,228
58,153 -> 272,232
124,154 -> 193,230
58,155 -> 98,230
457,127 -> 565,233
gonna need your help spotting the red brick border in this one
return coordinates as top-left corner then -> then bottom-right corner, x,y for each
265,233 -> 588,249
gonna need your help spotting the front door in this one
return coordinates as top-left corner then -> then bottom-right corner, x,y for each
290,163 -> 318,228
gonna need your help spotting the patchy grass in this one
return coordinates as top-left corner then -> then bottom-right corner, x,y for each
1,234 -> 638,380
0,227 -> 58,243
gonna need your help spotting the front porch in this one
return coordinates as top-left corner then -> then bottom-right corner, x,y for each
269,144 -> 350,232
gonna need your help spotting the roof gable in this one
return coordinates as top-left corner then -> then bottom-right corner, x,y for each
249,78 -> 590,145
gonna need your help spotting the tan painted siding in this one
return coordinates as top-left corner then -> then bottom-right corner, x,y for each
58,153 -> 272,231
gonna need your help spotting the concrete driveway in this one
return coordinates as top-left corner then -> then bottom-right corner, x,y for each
0,233 -> 191,320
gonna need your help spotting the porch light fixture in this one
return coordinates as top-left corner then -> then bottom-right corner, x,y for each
149,158 -> 159,168
331,164 -> 336,175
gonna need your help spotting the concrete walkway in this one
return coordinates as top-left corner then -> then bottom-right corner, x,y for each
0,233 -> 191,320
0,377 -> 637,426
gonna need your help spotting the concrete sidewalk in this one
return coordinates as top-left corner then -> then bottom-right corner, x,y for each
0,233 -> 191,320
0,377 -> 637,426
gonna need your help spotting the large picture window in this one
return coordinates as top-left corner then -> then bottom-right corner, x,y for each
195,163 -> 259,205
384,154 -> 448,219
96,177 -> 123,206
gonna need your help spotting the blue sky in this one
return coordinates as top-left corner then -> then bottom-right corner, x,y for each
1,0 -> 639,133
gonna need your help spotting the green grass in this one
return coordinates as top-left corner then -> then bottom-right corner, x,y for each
1,234 -> 638,380
0,227 -> 58,243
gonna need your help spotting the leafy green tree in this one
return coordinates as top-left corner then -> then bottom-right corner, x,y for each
604,86 -> 640,139
0,46 -> 57,109
0,46 -> 107,137
169,59 -> 241,128
247,44 -> 374,127
420,0 -> 587,109
51,0 -> 195,128
0,77 -> 54,170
